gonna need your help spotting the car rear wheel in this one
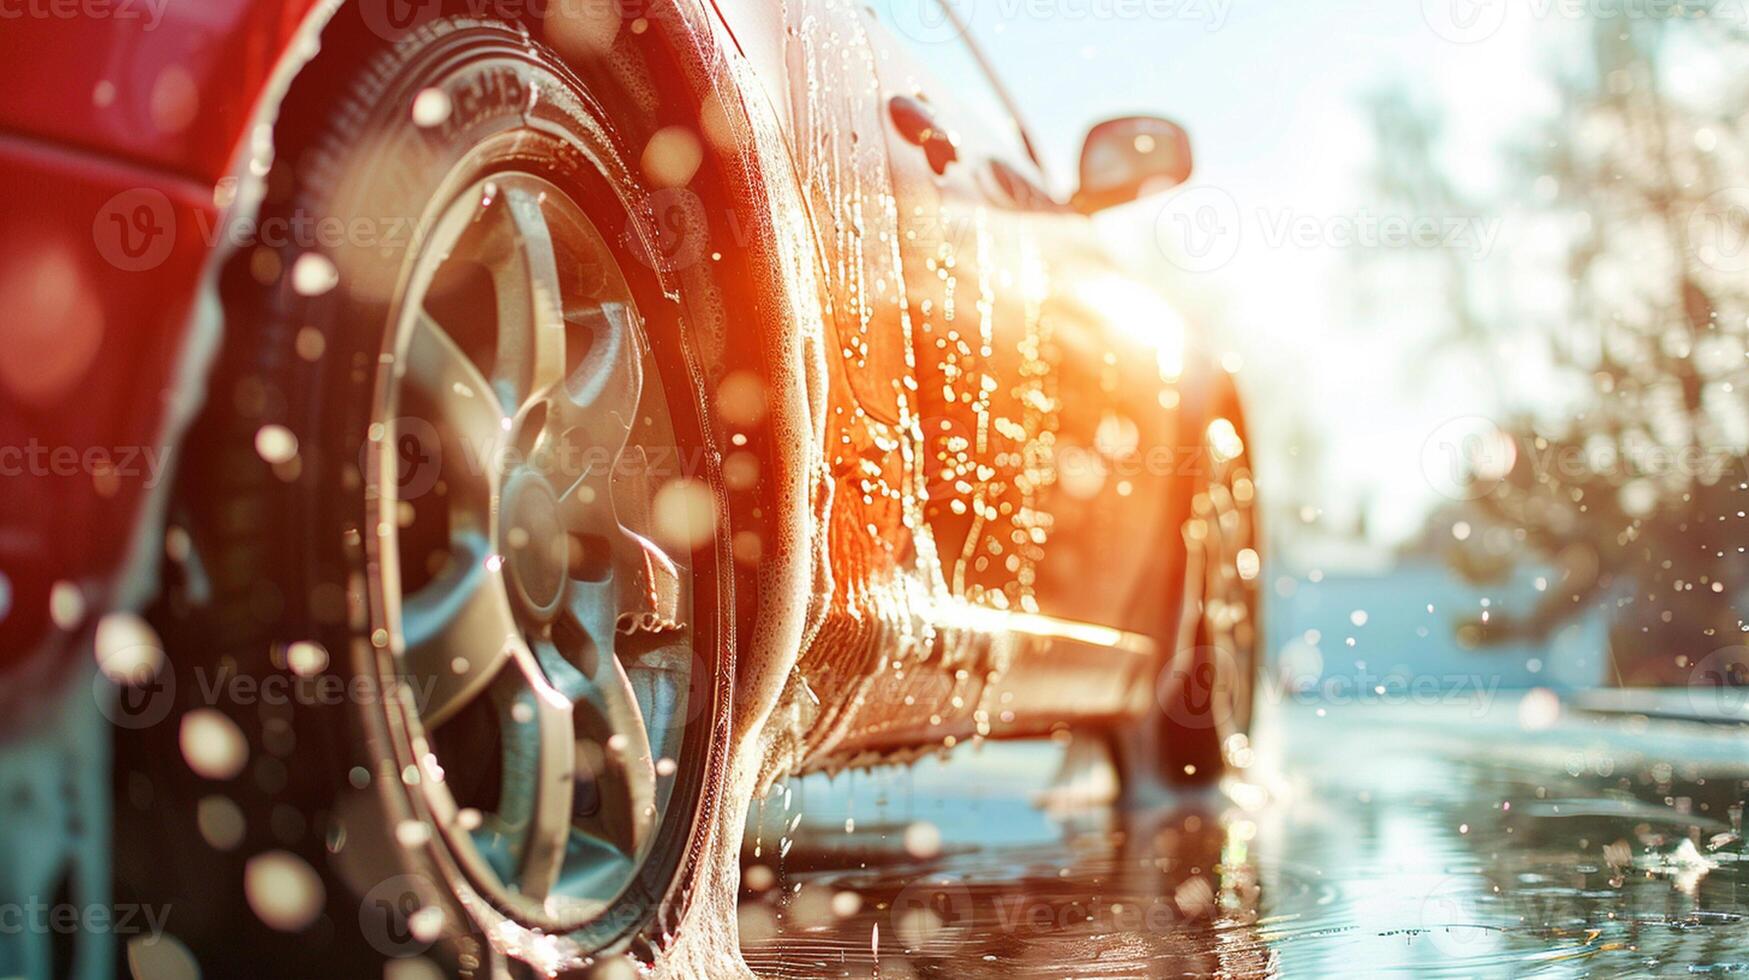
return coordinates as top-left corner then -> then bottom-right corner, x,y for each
1110,403 -> 1261,795
124,18 -> 732,975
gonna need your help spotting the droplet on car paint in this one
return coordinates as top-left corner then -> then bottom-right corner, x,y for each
181,709 -> 249,781
1349,610 -> 1369,627
285,640 -> 328,677
545,0 -> 620,61
411,88 -> 451,128
903,821 -> 942,859
150,66 -> 199,134
832,890 -> 863,918
244,850 -> 325,933
126,932 -> 200,980
384,956 -> 447,980
715,370 -> 767,426
653,479 -> 717,551
290,253 -> 339,296
723,452 -> 760,493
587,957 -> 638,980
94,611 -> 164,684
408,904 -> 445,942
197,795 -> 247,851
1518,687 -> 1561,730
0,246 -> 103,406
743,864 -> 776,892
395,820 -> 432,848
50,580 -> 85,631
1206,417 -> 1244,462
1236,548 -> 1261,581
255,424 -> 298,464
732,530 -> 763,565
295,327 -> 325,361
1058,447 -> 1106,500
641,126 -> 704,189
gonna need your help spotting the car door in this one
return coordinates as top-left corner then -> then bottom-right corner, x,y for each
858,1 -> 1179,633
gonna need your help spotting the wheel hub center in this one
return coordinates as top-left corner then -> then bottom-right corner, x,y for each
502,470 -> 567,617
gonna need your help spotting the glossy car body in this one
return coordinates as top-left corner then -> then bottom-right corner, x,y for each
0,0 -> 1242,781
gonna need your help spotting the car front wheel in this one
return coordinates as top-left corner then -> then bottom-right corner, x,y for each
125,17 -> 734,975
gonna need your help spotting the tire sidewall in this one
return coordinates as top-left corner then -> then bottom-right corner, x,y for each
218,19 -> 732,965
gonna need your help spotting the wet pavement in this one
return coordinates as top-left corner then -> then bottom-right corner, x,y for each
737,696 -> 1749,977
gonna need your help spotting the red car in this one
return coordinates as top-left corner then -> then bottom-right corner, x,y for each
0,0 -> 1260,974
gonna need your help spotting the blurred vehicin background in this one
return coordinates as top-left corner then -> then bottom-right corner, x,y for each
960,0 -> 1747,705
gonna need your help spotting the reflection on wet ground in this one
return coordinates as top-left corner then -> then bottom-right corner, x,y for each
738,698 -> 1749,977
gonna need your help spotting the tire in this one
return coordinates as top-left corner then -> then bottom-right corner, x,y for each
1111,400 -> 1261,795
119,17 -> 735,976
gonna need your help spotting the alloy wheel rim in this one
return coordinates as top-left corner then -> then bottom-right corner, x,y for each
372,172 -> 700,929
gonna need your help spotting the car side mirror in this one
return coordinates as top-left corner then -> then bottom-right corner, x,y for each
1071,116 -> 1193,214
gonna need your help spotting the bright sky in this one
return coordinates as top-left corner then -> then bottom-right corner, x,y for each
955,0 -> 1597,557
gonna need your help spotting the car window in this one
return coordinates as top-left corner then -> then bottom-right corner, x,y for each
864,0 -> 1039,173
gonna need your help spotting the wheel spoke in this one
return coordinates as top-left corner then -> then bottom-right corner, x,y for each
551,582 -> 658,858
488,185 -> 568,414
405,310 -> 508,478
494,641 -> 577,900
400,535 -> 518,727
548,303 -> 645,465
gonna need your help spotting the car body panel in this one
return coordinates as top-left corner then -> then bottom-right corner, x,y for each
0,135 -> 214,674
0,0 -> 314,182
0,0 -> 1233,775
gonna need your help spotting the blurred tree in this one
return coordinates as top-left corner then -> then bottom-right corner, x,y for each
1459,13 -> 1749,685
1355,87 -> 1503,404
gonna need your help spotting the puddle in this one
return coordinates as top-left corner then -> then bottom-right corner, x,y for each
740,698 -> 1749,977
